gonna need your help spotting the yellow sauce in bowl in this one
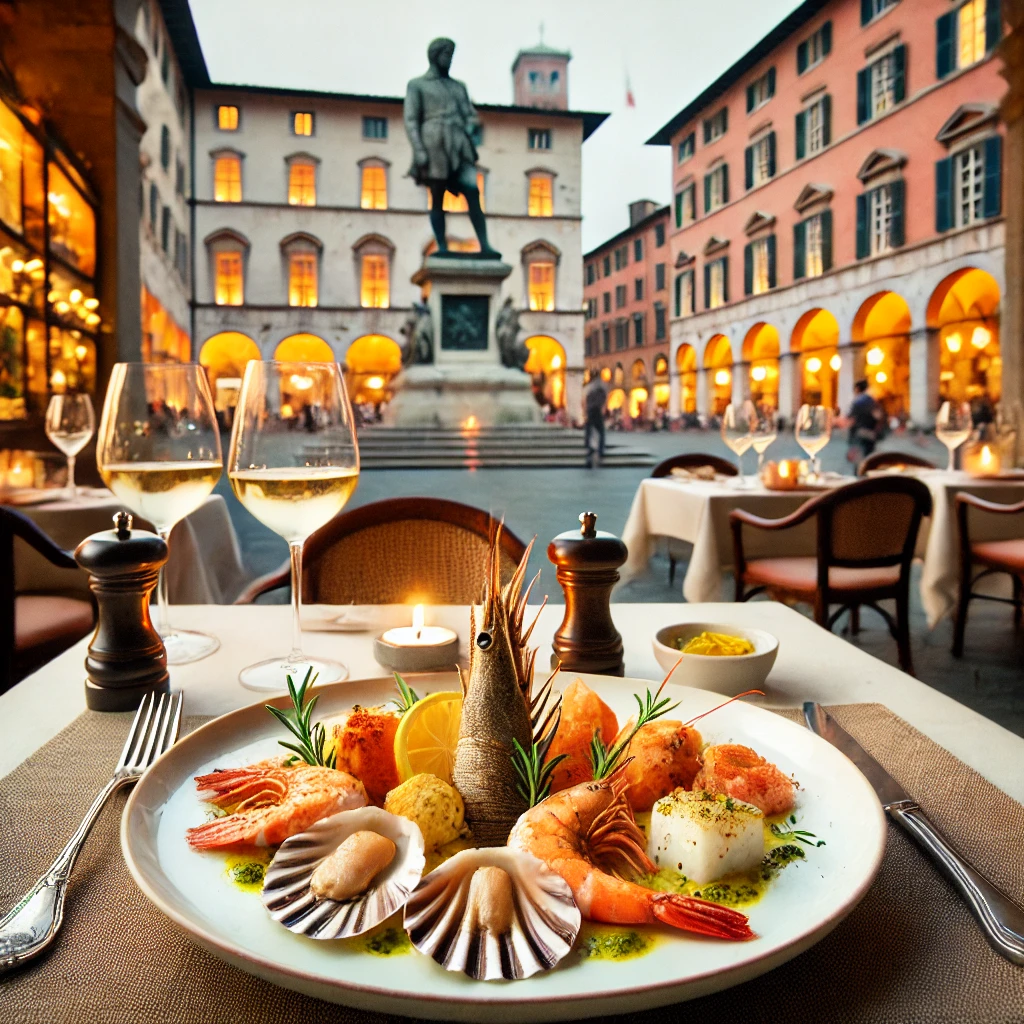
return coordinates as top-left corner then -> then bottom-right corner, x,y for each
676,631 -> 755,657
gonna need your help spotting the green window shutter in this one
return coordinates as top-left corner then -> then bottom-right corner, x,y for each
822,95 -> 832,146
722,107 -> 728,133
795,110 -> 807,160
767,132 -> 777,177
857,68 -> 870,125
893,45 -> 907,104
703,120 -> 711,144
936,11 -> 955,79
675,191 -> 683,228
745,146 -> 754,190
746,84 -> 755,113
793,220 -> 807,279
704,174 -> 711,214
935,157 -> 953,232
797,40 -> 809,74
703,264 -> 711,309
767,68 -> 776,97
767,234 -> 777,289
822,21 -> 832,55
722,256 -> 729,303
856,193 -> 869,259
861,0 -> 872,25
721,163 -> 729,204
986,0 -> 1002,51
889,180 -> 905,247
744,243 -> 753,296
821,209 -> 833,271
983,134 -> 1003,218
687,271 -> 695,313
674,274 -> 681,317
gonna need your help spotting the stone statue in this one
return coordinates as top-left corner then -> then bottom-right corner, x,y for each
400,301 -> 434,366
495,296 -> 528,371
404,37 -> 500,259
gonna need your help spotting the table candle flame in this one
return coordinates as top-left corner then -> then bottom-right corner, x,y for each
981,445 -> 993,468
779,461 -> 790,479
412,603 -> 425,640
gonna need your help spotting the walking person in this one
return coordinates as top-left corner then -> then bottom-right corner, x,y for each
846,378 -> 883,469
583,374 -> 608,466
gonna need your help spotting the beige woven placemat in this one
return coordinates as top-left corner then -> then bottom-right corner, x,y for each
1,704 -> 1022,1024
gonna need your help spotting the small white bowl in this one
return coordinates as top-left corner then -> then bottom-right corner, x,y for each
652,621 -> 779,693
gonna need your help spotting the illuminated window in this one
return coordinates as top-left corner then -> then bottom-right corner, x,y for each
0,101 -> 25,232
214,156 -> 241,202
292,111 -> 314,136
360,254 -> 389,308
215,251 -> 243,305
528,262 -> 555,311
528,173 -> 553,217
288,162 -> 316,206
958,0 -> 987,68
288,253 -> 318,307
360,164 -> 388,210
47,163 -> 96,277
428,171 -> 486,212
217,105 -> 239,131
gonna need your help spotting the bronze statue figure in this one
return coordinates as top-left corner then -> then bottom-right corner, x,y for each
495,296 -> 528,371
400,301 -> 434,366
404,37 -> 500,259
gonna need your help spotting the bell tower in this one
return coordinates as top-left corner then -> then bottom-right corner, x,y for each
512,36 -> 571,111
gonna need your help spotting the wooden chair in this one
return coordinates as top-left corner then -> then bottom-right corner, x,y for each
651,453 -> 739,585
2,507 -> 95,694
952,493 -> 1024,657
729,476 -> 931,674
857,451 -> 937,476
235,497 -> 529,606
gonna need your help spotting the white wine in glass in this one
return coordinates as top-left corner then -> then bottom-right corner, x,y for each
795,404 -> 833,479
935,400 -> 972,471
45,393 -> 95,500
750,406 -> 778,478
228,360 -> 360,692
97,363 -> 223,664
722,401 -> 755,486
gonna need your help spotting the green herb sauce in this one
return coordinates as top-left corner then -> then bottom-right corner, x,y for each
579,926 -> 655,961
224,854 -> 271,892
360,926 -> 412,957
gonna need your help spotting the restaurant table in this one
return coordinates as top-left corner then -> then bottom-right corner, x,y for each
11,491 -> 250,605
2,602 -> 1023,1023
620,471 -> 1024,626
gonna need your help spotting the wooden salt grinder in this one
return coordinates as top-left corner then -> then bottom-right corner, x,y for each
547,511 -> 627,676
75,511 -> 170,711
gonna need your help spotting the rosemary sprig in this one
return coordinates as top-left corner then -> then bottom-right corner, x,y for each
770,814 -> 825,847
392,672 -> 421,714
590,682 -> 680,780
264,667 -> 336,769
512,738 -> 568,808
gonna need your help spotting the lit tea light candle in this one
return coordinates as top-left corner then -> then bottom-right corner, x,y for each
963,442 -> 1002,478
374,604 -> 459,673
761,459 -> 802,490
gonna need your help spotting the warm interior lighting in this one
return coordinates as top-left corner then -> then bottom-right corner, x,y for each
10,259 -> 24,273
288,253 -> 318,307
24,258 -> 42,272
217,106 -> 239,131
54,300 -> 70,314
289,374 -> 313,391
462,414 -> 479,430
751,365 -> 767,381
280,403 -> 294,418
971,326 -> 991,350
714,369 -> 731,386
288,162 -> 316,206
360,165 -> 388,210
360,254 -> 389,308
866,346 -> 884,366
551,355 -> 562,370
85,312 -> 100,327
779,461 -> 790,478
214,156 -> 242,202
50,368 -> 67,390
528,261 -> 555,311
829,354 -> 842,372
805,356 -> 822,373
214,251 -> 243,305
293,112 -> 313,136
600,367 -> 612,382
69,288 -> 82,304
74,344 -> 87,361
981,444 -> 993,467
875,370 -> 888,384
365,375 -> 385,390
84,297 -> 99,310
527,173 -> 553,217
945,332 -> 962,353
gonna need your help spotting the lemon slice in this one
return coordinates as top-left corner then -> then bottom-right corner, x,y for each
394,691 -> 463,785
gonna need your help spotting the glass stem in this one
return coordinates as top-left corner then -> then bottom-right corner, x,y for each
156,527 -> 171,636
289,540 -> 304,662
67,454 -> 76,499
948,446 -> 955,472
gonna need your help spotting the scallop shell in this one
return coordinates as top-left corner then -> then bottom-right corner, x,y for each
403,846 -> 581,981
261,806 -> 425,939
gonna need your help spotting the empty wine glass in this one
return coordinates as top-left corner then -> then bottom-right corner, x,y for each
750,405 -> 778,480
935,400 -> 972,472
45,393 -> 95,500
228,360 -> 360,692
795,404 -> 833,480
722,401 -> 756,486
96,363 -> 223,664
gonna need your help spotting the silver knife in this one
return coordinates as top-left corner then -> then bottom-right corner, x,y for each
804,701 -> 1024,966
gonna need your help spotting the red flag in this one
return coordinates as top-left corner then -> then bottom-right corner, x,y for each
625,73 -> 635,108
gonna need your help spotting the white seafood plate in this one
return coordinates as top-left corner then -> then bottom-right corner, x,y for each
122,673 -> 886,1022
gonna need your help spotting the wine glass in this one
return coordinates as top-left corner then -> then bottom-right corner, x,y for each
935,400 -> 972,472
795,404 -> 833,480
722,401 -> 756,486
45,393 -> 95,500
228,360 -> 360,692
96,363 -> 223,664
750,405 -> 778,480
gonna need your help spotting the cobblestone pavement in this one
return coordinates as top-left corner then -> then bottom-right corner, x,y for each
216,427 -> 1023,738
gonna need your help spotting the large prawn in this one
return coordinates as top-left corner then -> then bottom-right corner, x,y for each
508,774 -> 754,941
185,761 -> 367,851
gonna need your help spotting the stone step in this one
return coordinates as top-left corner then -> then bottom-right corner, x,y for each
360,452 -> 654,470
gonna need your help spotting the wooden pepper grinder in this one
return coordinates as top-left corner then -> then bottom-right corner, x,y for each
75,511 -> 170,711
547,511 -> 628,676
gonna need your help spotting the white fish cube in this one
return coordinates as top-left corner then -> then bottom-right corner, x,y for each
648,790 -> 764,884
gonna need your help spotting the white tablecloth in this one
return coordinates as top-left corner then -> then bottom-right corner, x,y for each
1,602 -> 1021,804
12,492 -> 250,605
620,471 -> 1024,626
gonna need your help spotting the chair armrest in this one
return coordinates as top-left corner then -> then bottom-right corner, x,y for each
233,560 -> 290,605
955,493 -> 1024,516
2,508 -> 77,569
728,501 -> 819,532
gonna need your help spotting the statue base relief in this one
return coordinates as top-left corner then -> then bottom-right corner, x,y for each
386,255 -> 541,427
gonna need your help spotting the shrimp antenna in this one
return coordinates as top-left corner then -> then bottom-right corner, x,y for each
684,689 -> 765,728
655,656 -> 684,699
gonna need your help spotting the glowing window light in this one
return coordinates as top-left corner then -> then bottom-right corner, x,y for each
84,297 -> 99,310
714,369 -> 731,386
971,326 -> 991,350
365,375 -> 385,390
829,354 -> 842,372
550,354 -> 562,370
69,288 -> 82,304
866,347 -> 884,366
74,344 -> 88,361
50,369 -> 67,390
805,356 -> 822,373
945,333 -> 962,353
751,365 -> 767,381
875,370 -> 888,383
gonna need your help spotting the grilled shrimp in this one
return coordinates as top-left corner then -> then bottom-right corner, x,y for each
545,678 -> 619,793
613,719 -> 703,812
185,762 -> 367,851
508,775 -> 754,940
693,744 -> 795,816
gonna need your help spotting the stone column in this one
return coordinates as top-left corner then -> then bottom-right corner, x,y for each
908,327 -> 938,428
565,366 -> 583,425
837,345 -> 855,414
669,369 -> 681,417
732,362 -> 748,407
1000,1 -> 1024,461
696,368 -> 710,419
778,353 -> 795,424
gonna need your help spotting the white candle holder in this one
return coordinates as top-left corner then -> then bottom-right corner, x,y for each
372,605 -> 460,673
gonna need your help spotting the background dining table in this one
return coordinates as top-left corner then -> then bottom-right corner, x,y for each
1,601 -> 1022,1022
620,470 -> 1024,626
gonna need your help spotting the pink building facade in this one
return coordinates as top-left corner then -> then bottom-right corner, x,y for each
648,0 -> 1007,425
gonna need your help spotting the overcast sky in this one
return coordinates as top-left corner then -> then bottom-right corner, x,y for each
190,0 -> 800,251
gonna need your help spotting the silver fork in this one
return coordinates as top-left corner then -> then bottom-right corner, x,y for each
0,690 -> 183,973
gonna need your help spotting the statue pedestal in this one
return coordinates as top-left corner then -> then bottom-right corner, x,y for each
385,255 -> 541,427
